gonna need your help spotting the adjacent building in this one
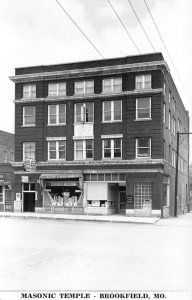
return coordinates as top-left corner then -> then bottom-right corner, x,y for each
9,53 -> 189,217
0,130 -> 14,211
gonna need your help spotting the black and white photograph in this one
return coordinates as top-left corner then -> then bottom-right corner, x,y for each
0,0 -> 192,299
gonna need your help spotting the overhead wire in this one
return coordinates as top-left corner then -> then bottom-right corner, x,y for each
127,0 -> 156,52
143,0 -> 189,96
106,0 -> 141,54
55,0 -> 104,59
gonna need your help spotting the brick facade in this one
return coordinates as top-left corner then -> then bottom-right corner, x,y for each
10,53 -> 189,217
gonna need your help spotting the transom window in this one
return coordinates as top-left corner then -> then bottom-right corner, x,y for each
102,139 -> 122,159
23,142 -> 35,161
23,85 -> 36,99
103,100 -> 122,122
48,140 -> 66,160
74,140 -> 94,160
48,104 -> 66,125
102,78 -> 122,93
75,80 -> 94,95
135,75 -> 151,89
136,138 -> 151,158
48,82 -> 66,96
23,106 -> 36,126
136,98 -> 151,120
74,102 -> 94,123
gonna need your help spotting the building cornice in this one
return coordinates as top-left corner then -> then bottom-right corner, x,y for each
12,159 -> 165,168
9,61 -> 169,83
13,88 -> 164,103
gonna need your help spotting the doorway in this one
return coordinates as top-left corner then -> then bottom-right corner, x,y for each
23,192 -> 35,212
118,191 -> 126,214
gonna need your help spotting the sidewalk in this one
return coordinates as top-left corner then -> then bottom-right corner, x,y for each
155,211 -> 192,227
0,211 -> 159,224
1,211 -> 192,225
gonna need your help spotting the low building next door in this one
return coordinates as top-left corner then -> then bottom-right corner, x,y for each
23,192 -> 35,212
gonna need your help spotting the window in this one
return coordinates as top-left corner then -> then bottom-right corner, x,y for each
172,117 -> 176,136
23,85 -> 36,99
172,149 -> 176,168
103,100 -> 122,122
23,142 -> 35,161
102,139 -> 122,159
135,75 -> 151,89
23,106 -> 36,126
3,151 -> 7,163
163,102 -> 166,124
74,140 -> 94,160
102,78 -> 122,93
0,186 -> 3,203
169,146 -> 171,165
134,182 -> 152,209
74,102 -> 94,123
172,98 -> 176,112
136,138 -> 151,158
169,91 -> 171,103
136,98 -> 151,120
163,177 -> 170,206
48,104 -> 66,125
168,111 -> 171,131
48,140 -> 66,160
48,82 -> 66,96
75,80 -> 94,95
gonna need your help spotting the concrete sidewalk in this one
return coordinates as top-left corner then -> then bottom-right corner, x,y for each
0,211 -> 159,224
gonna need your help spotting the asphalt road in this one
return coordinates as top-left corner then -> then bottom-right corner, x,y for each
0,217 -> 192,292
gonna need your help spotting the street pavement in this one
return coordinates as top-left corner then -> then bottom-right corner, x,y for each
0,212 -> 192,298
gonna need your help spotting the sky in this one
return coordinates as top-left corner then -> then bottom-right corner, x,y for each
0,0 -> 192,157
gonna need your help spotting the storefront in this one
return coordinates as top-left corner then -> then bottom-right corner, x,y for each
0,175 -> 12,212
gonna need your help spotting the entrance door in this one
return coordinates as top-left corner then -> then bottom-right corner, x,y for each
23,192 -> 35,212
134,182 -> 152,217
119,191 -> 126,214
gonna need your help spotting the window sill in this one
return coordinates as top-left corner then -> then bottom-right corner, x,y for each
47,159 -> 66,162
134,118 -> 152,121
101,120 -> 122,124
135,157 -> 151,160
47,124 -> 66,127
74,122 -> 94,125
101,158 -> 122,160
22,125 -> 36,127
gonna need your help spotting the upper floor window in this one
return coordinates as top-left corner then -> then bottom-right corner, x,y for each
103,100 -> 122,122
163,102 -> 166,124
102,78 -> 122,93
172,149 -> 176,168
172,99 -> 176,112
102,138 -> 122,159
23,142 -> 35,161
172,116 -> 176,136
48,140 -> 66,160
23,106 -> 36,126
74,140 -> 94,160
136,98 -> 151,120
23,85 -> 36,99
169,91 -> 171,103
74,102 -> 94,123
48,82 -> 66,96
75,80 -> 94,95
135,75 -> 151,89
0,186 -> 3,203
168,111 -> 171,131
136,137 -> 151,158
48,104 -> 66,125
3,151 -> 7,163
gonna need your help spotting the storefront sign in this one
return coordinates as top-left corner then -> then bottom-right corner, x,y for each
16,193 -> 21,201
41,174 -> 82,179
48,181 -> 79,186
21,176 -> 29,183
24,160 -> 36,172
126,195 -> 134,205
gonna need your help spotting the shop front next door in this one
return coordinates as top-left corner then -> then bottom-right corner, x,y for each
23,192 -> 35,212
